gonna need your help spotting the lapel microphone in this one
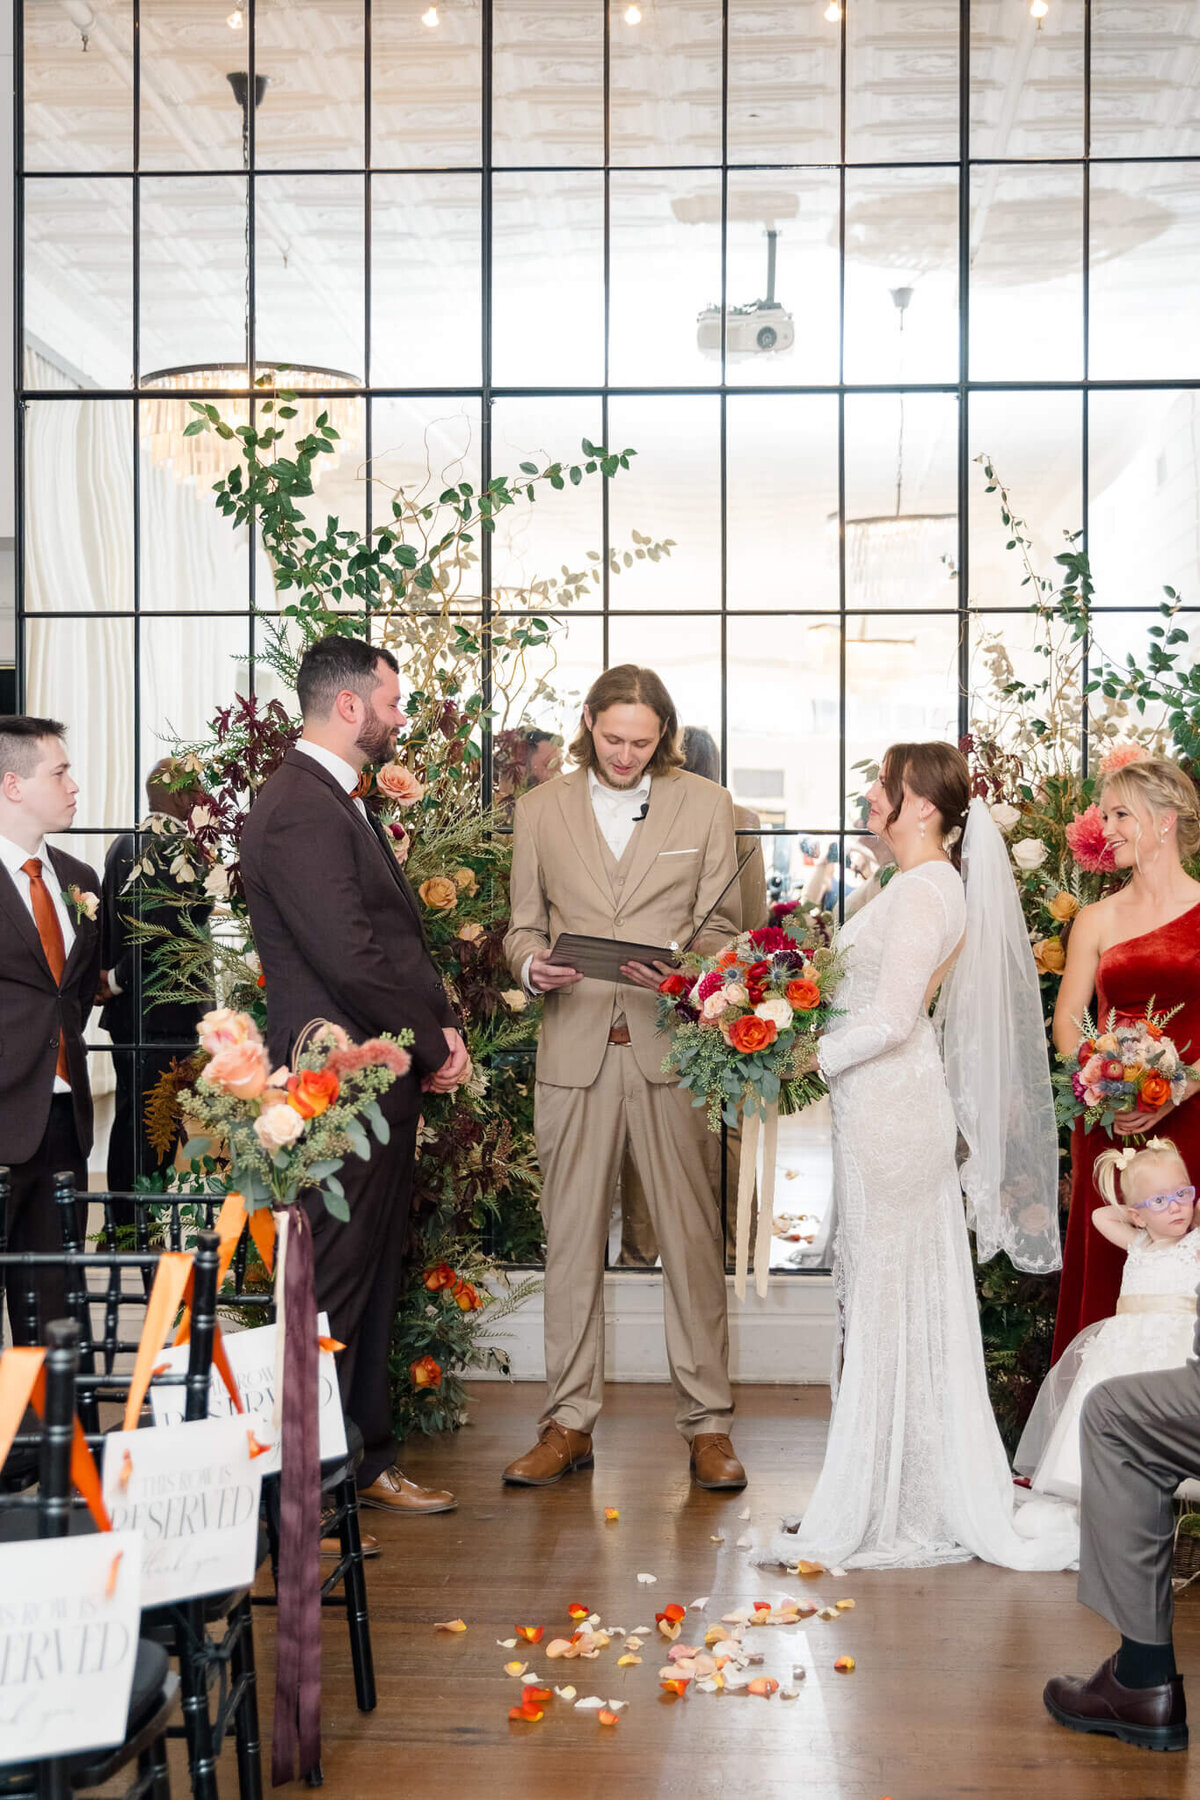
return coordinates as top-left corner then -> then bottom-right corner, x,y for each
633,801 -> 650,822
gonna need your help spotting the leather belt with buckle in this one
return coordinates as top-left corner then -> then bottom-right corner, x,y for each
608,1023 -> 632,1046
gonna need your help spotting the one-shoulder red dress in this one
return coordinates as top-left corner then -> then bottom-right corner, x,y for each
1051,901 -> 1200,1363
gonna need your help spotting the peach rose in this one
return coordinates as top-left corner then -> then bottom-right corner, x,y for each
700,989 -> 733,1023
1048,891 -> 1080,923
722,982 -> 749,1008
1033,936 -> 1066,976
255,1104 -> 305,1154
204,1039 -> 270,1099
456,920 -> 485,943
375,763 -> 426,807
418,876 -> 458,912
198,1007 -> 260,1054
454,867 -> 480,898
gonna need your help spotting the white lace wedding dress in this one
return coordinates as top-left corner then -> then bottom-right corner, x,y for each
763,861 -> 1078,1572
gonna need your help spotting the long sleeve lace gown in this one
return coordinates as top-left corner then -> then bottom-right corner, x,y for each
764,861 -> 1078,1572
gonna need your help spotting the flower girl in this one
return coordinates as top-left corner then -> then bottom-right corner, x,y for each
1016,1139 -> 1200,1502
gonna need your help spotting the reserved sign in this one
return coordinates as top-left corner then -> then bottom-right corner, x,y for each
103,1416 -> 264,1607
0,1531 -> 142,1763
149,1316 -> 347,1475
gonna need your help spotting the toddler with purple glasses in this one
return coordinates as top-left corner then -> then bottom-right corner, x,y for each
1016,1138 -> 1200,1504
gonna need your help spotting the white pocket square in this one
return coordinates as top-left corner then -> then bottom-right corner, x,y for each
658,848 -> 700,857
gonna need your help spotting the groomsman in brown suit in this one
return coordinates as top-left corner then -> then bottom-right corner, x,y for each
503,666 -> 746,1489
0,717 -> 101,1343
241,635 -> 470,1512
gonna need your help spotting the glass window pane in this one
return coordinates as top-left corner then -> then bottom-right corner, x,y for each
845,615 -> 961,824
726,395 -> 839,612
138,397 -> 255,615
846,0 -> 958,164
845,393 -> 958,610
140,177 -> 248,377
843,168 -> 958,384
610,3 -> 722,167
372,0 -> 481,168
730,616 -> 840,827
728,1 -> 841,166
254,176 -> 365,377
1092,3 -> 1200,158
970,0 -> 1084,159
491,399 -> 604,609
607,398 -> 721,611
26,618 -> 135,830
1089,164 -> 1200,380
140,1 -> 248,171
139,616 -> 252,784
24,179 -> 132,390
493,1 -> 604,167
605,615 -> 723,743
369,399 -> 483,601
968,391 -> 1083,610
726,171 -> 840,386
1089,390 -> 1200,614
24,402 -> 134,615
371,174 -> 481,388
492,612 -> 604,803
492,174 -> 604,386
609,172 -> 722,387
969,166 -> 1083,381
24,2 -> 134,172
253,0 -> 365,170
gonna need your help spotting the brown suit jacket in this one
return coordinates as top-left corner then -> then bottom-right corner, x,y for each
504,766 -> 740,1089
240,748 -> 456,1114
0,845 -> 102,1163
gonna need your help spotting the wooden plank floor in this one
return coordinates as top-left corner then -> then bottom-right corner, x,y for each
216,1384 -> 1197,1798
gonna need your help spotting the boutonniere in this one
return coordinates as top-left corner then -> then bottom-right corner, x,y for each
68,885 -> 100,924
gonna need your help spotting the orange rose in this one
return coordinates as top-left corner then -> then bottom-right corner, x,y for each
451,1278 -> 483,1312
717,951 -> 740,969
410,1355 -> 443,1390
785,978 -> 821,1011
726,1014 -> 778,1055
204,1040 -> 270,1099
287,1067 -> 341,1119
1139,1072 -> 1172,1110
1032,936 -> 1066,976
376,763 -> 426,807
424,1263 -> 456,1292
418,875 -> 458,912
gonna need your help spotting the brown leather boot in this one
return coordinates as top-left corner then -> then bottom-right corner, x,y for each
1044,1656 -> 1187,1752
690,1432 -> 747,1490
503,1421 -> 594,1486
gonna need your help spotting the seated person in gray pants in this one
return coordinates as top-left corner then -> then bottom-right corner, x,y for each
1044,1356 -> 1199,1753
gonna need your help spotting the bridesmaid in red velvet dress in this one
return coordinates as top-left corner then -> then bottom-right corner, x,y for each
1052,758 -> 1200,1363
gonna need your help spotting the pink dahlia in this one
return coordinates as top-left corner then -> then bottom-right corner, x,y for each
696,970 -> 725,1003
1065,804 -> 1116,874
1099,743 -> 1149,774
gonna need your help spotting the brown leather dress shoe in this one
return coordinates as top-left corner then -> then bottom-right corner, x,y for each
1044,1656 -> 1187,1752
503,1422 -> 594,1486
321,1532 -> 380,1559
689,1433 -> 747,1490
358,1466 -> 457,1513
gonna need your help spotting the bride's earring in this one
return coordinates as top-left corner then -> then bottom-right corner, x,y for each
918,819 -> 927,840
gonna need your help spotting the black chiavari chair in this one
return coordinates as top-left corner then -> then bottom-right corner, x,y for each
0,1318 -> 180,1800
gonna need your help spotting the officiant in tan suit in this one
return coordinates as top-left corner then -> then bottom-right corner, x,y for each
502,665 -> 747,1490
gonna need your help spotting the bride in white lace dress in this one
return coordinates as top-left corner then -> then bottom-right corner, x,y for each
764,742 -> 1078,1572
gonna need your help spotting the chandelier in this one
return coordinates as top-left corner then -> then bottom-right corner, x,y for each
141,363 -> 362,488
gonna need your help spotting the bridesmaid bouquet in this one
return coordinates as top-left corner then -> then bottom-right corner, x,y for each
1052,1004 -> 1198,1137
655,916 -> 845,1131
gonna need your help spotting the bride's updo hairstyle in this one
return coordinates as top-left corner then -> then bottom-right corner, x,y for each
880,741 -> 971,872
1094,1137 -> 1186,1208
1099,757 -> 1200,862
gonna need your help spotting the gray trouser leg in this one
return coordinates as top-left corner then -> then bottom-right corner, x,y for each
1077,1363 -> 1200,1646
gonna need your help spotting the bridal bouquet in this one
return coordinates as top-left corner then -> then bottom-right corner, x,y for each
656,917 -> 845,1132
1053,1004 -> 1197,1137
182,1008 -> 413,1216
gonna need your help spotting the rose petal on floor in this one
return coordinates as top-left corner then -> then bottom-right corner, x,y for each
574,1696 -> 605,1710
434,1619 -> 467,1632
748,1677 -> 780,1697
503,1662 -> 528,1678
515,1625 -> 544,1643
617,1654 -> 642,1668
636,1572 -> 658,1584
554,1685 -> 577,1701
496,1638 -> 518,1649
795,1560 -> 826,1578
597,1709 -> 620,1726
689,1595 -> 709,1610
835,1656 -> 856,1673
836,1598 -> 856,1610
604,1507 -> 619,1521
522,1685 -> 552,1706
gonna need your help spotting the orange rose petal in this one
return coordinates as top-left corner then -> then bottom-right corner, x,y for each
604,1507 -> 619,1521
617,1654 -> 642,1668
246,1430 -> 272,1459
508,1704 -> 543,1723
545,1638 -> 574,1659
835,1598 -> 856,1611
597,1709 -> 620,1726
434,1618 -> 467,1633
748,1677 -> 780,1697
515,1625 -> 544,1643
317,1336 -> 345,1354
659,1677 -> 690,1697
835,1656 -> 856,1673
522,1685 -> 552,1705
567,1604 -> 590,1621
752,1600 -> 772,1613
663,1603 -> 686,1624
796,1559 -> 826,1577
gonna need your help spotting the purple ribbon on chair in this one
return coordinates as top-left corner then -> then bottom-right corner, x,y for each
271,1203 -> 322,1785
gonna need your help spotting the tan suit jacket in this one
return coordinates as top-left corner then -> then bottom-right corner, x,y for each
505,766 -> 740,1089
733,804 -> 769,932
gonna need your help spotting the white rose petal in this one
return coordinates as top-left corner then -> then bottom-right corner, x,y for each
754,996 -> 794,1031
990,801 -> 1021,833
1011,837 -> 1049,873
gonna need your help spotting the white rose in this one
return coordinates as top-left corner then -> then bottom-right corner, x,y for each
990,802 -> 1021,833
204,863 -> 231,899
755,996 -> 794,1032
1011,837 -> 1048,873
254,1104 -> 305,1155
501,988 -> 528,1014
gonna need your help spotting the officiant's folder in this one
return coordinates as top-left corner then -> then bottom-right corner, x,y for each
547,933 -> 680,987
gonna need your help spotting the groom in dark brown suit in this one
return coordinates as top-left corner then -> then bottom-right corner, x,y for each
241,636 -> 470,1511
0,717 -> 102,1343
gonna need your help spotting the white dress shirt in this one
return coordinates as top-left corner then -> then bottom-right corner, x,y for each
0,830 -> 77,1093
295,739 -> 367,819
522,770 -> 653,993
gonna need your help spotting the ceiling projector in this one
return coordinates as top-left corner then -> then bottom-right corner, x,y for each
697,228 -> 794,360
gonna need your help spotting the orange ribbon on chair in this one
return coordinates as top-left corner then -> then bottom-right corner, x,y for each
123,1252 -> 195,1431
0,1344 -> 111,1531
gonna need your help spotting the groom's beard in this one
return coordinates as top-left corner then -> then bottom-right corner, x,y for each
355,716 -> 399,765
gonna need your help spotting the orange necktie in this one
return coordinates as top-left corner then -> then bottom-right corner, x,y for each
22,856 -> 70,1083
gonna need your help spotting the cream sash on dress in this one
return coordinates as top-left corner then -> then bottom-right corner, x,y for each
1114,1293 -> 1197,1316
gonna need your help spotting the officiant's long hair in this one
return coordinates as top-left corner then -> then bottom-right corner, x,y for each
569,664 -> 686,777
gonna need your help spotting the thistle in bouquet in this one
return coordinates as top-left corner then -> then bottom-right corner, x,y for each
657,911 -> 846,1131
1052,1002 -> 1198,1138
183,1007 -> 414,1217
